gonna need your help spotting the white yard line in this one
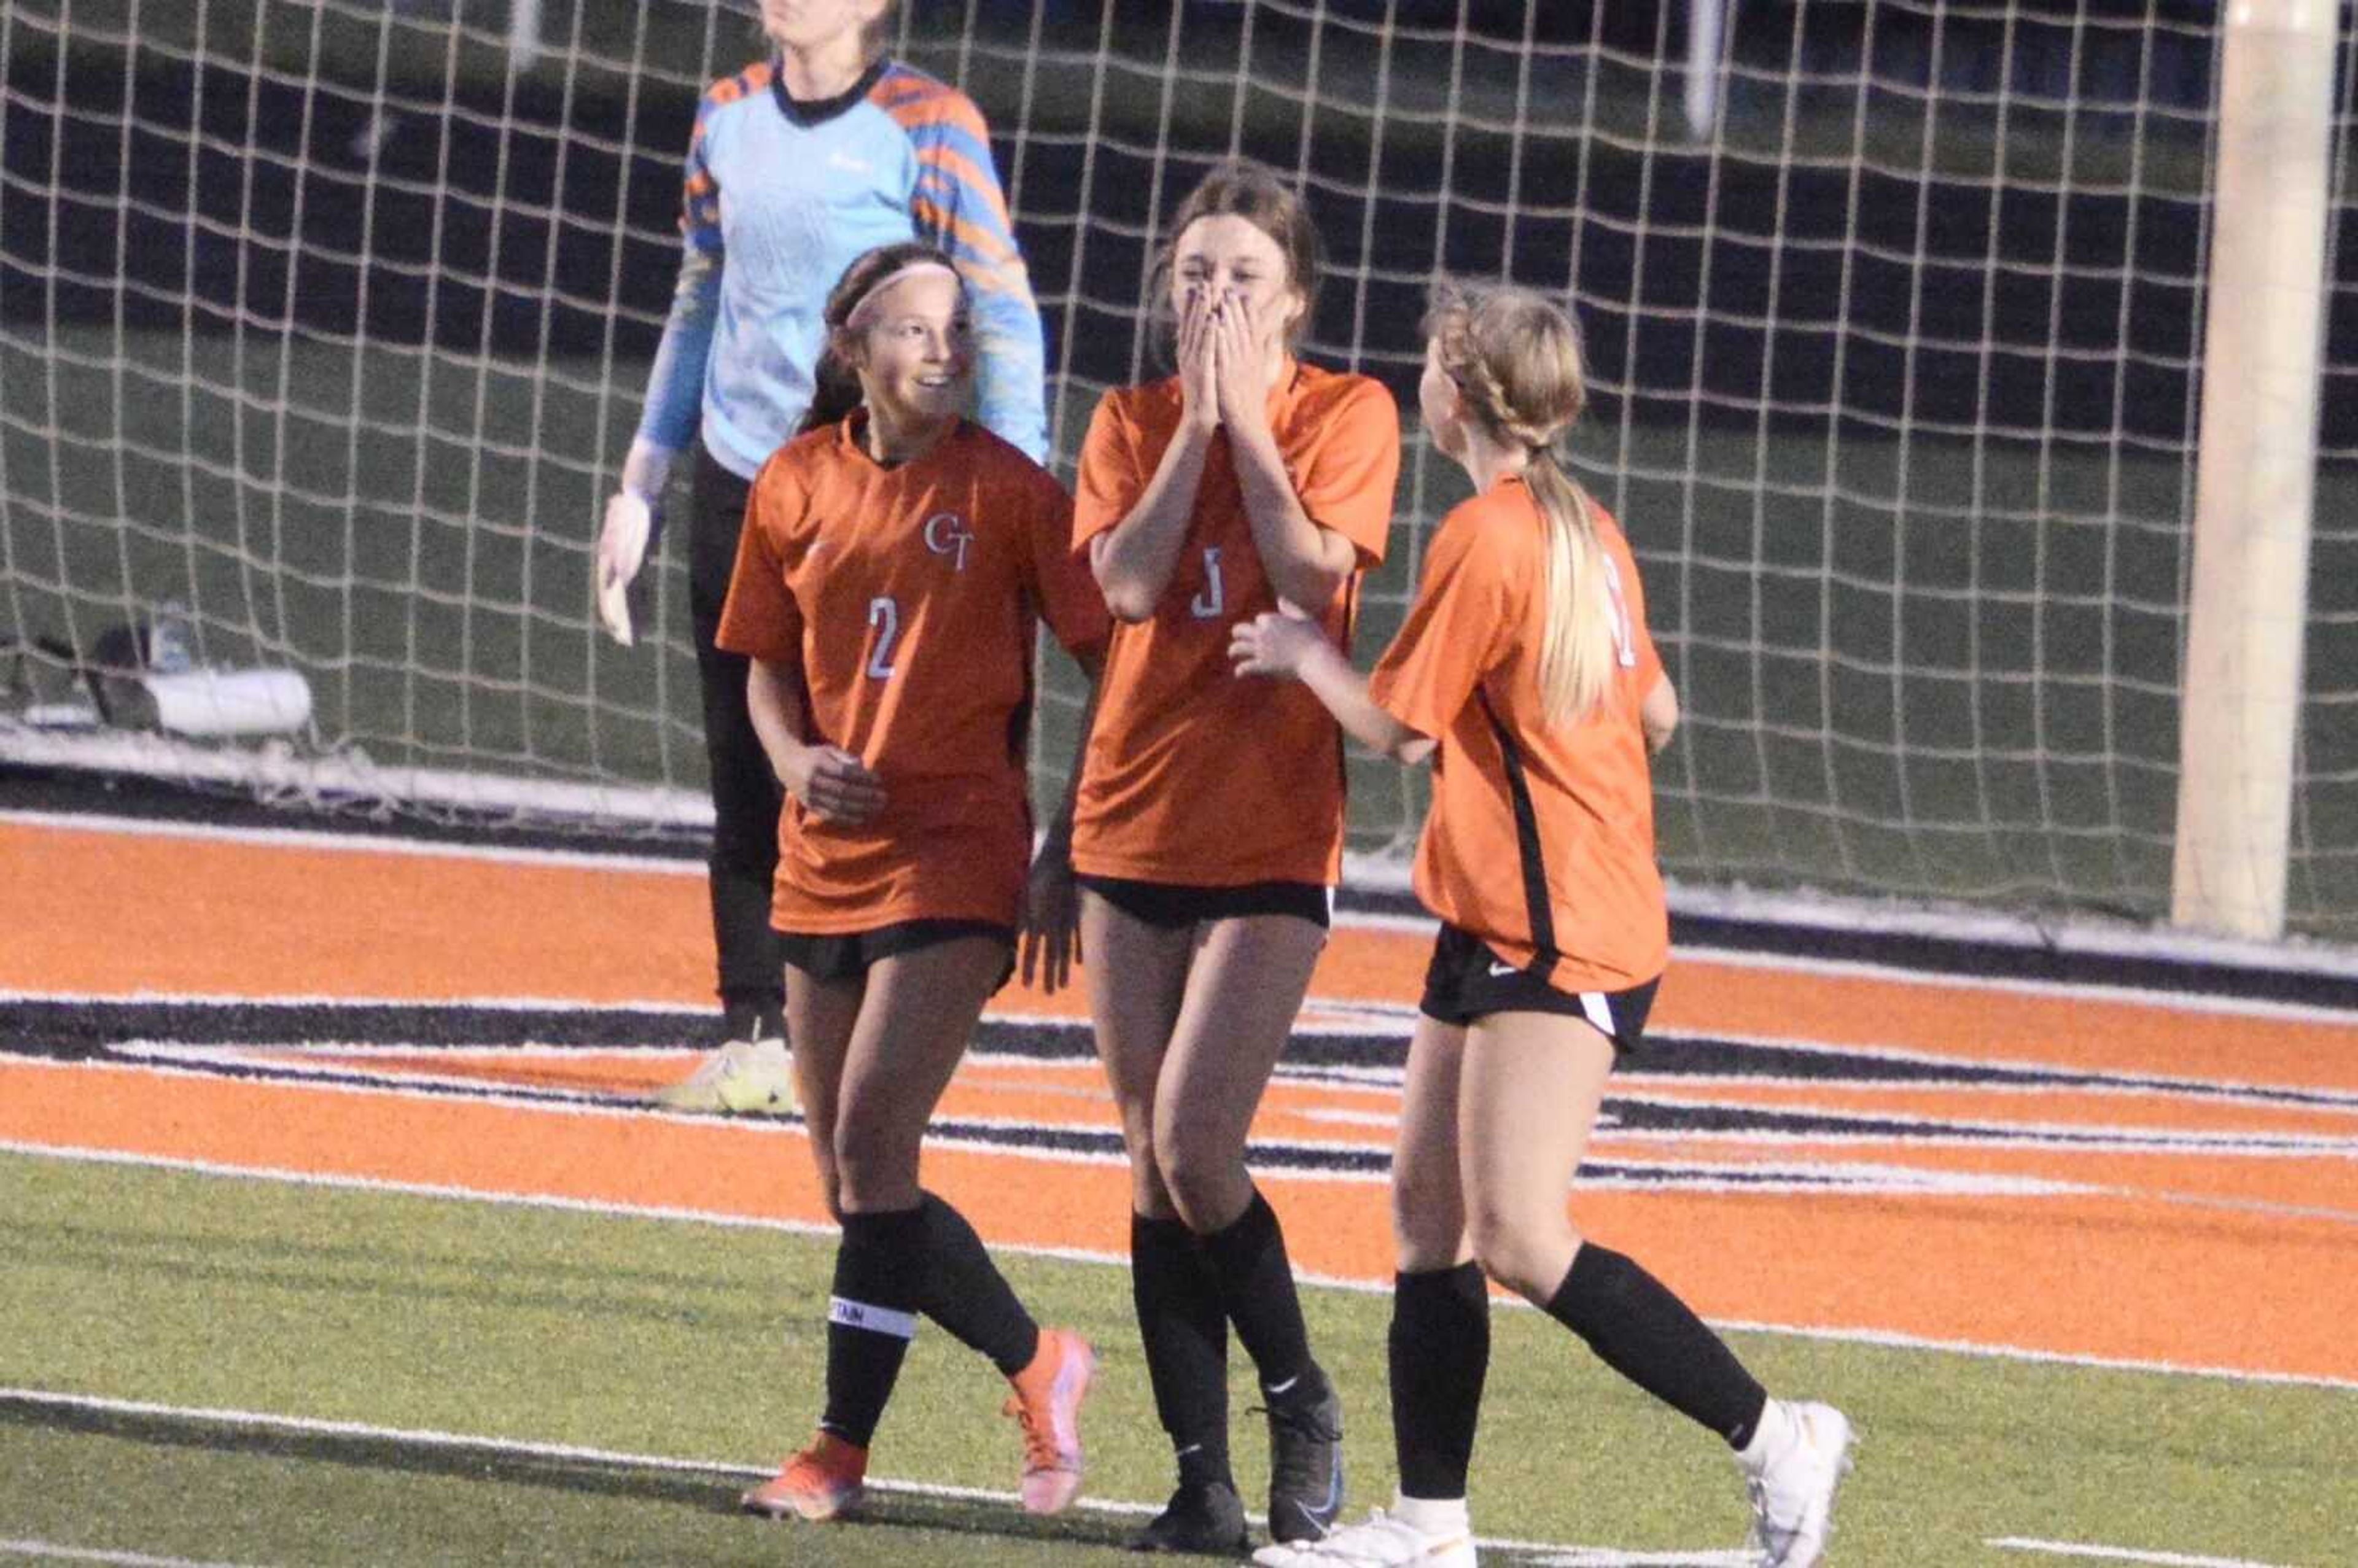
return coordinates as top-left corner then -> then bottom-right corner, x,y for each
1987,1538 -> 2300,1567
0,1386 -> 1737,1562
0,1540 -> 273,1568
1530,1551 -> 1755,1567
0,807 -> 705,877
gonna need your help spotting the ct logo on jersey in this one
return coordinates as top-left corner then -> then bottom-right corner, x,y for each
922,511 -> 973,572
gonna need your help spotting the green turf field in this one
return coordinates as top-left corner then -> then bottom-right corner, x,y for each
4,1152 -> 2353,1566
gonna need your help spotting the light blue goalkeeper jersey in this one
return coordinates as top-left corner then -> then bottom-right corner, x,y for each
634,58 -> 1048,476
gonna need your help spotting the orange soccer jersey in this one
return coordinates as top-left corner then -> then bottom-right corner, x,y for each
1367,476 -> 1669,992
715,415 -> 1110,934
1069,361 -> 1399,887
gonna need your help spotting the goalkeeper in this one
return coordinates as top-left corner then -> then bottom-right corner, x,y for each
594,0 -> 1048,1111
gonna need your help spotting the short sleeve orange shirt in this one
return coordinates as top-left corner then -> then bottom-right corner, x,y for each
716,416 -> 1109,934
1068,361 -> 1400,886
1367,476 -> 1668,992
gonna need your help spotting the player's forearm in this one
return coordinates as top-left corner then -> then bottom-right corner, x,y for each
1038,653 -> 1105,852
1228,424 -> 1351,612
1092,427 -> 1214,621
1293,638 -> 1434,765
745,657 -> 812,786
632,244 -> 721,454
615,438 -> 674,505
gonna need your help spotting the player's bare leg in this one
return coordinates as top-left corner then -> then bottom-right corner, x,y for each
1159,914 -> 1344,1547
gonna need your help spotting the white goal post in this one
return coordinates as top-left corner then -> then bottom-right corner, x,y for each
1,1 -> 2352,945
2172,0 -> 2333,941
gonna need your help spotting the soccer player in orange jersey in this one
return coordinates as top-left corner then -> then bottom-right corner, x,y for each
1232,282 -> 1854,1568
1070,160 -> 1402,1553
716,243 -> 1105,1527
594,0 -> 1049,1112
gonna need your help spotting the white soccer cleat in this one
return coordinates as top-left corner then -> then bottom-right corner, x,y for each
1741,1400 -> 1854,1568
650,1037 -> 793,1114
1252,1508 -> 1477,1567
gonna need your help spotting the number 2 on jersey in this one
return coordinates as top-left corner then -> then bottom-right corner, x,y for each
865,596 -> 900,679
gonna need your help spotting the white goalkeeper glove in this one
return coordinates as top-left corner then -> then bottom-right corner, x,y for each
596,438 -> 675,646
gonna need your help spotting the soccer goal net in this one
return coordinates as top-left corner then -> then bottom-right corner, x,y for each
2,1 -> 2354,938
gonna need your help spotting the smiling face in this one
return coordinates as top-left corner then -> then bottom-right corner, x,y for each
846,267 -> 971,434
1171,213 -> 1304,357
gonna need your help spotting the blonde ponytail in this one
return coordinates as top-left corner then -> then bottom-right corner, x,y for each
1424,279 -> 1614,724
1523,453 -> 1614,725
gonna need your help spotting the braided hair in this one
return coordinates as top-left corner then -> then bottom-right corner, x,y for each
1424,280 -> 1612,724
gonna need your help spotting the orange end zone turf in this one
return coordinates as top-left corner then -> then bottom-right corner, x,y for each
6,813 -> 2357,1385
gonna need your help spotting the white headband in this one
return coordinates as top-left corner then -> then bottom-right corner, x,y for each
845,260 -> 962,330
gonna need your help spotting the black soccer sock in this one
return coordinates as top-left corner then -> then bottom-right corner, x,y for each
720,989 -> 784,1042
820,1206 -> 926,1448
1543,1243 -> 1769,1448
1132,1211 -> 1234,1485
1200,1189 -> 1320,1399
915,1191 -> 1040,1376
1390,1262 -> 1490,1499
